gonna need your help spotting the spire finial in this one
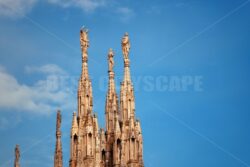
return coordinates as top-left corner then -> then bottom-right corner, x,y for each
80,27 -> 89,62
14,144 -> 20,167
121,32 -> 130,62
121,33 -> 131,82
108,48 -> 115,72
56,110 -> 61,133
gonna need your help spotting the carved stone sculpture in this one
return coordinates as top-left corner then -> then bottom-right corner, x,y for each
80,27 -> 89,61
121,32 -> 130,60
108,48 -> 114,72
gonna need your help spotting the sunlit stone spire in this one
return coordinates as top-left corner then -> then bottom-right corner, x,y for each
105,48 -> 119,166
106,48 -> 119,133
78,27 -> 93,118
120,33 -> 144,167
70,27 -> 100,167
67,29 -> 143,167
120,32 -> 135,122
54,110 -> 63,167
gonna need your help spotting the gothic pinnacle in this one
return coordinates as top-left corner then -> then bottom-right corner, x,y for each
56,110 -> 61,137
14,145 -> 20,167
54,110 -> 63,167
79,27 -> 90,84
78,27 -> 93,118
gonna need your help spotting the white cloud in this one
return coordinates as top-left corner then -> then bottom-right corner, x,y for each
0,64 -> 75,114
25,64 -> 66,74
116,7 -> 135,23
0,0 -> 134,22
0,0 -> 106,18
0,0 -> 37,18
47,0 -> 107,12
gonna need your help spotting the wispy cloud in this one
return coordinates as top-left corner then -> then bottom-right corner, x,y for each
0,0 -> 135,23
0,64 -> 75,114
0,0 -> 107,18
116,7 -> 135,23
47,0 -> 107,13
25,64 -> 66,75
0,0 -> 37,18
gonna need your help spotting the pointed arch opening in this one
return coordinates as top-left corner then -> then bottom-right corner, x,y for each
117,139 -> 122,162
102,149 -> 106,162
88,132 -> 92,138
73,134 -> 78,142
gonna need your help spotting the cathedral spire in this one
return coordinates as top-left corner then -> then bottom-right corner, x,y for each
119,33 -> 144,167
14,145 -> 20,167
106,48 -> 119,133
105,48 -> 120,167
54,110 -> 63,167
80,27 -> 89,79
120,33 -> 135,122
71,27 -> 100,167
78,27 -> 93,118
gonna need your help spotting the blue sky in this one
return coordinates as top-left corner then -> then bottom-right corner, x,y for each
0,0 -> 250,166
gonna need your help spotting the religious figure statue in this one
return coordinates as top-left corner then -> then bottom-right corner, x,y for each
108,48 -> 114,72
121,32 -> 130,60
80,26 -> 89,60
56,111 -> 61,130
14,145 -> 20,167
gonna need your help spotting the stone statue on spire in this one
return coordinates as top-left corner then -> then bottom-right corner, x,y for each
121,32 -> 130,60
14,145 -> 20,167
80,26 -> 89,61
56,110 -> 61,131
108,48 -> 114,72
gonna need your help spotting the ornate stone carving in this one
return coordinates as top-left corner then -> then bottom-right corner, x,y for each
121,32 -> 130,61
67,29 -> 144,167
80,27 -> 89,62
108,48 -> 114,72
